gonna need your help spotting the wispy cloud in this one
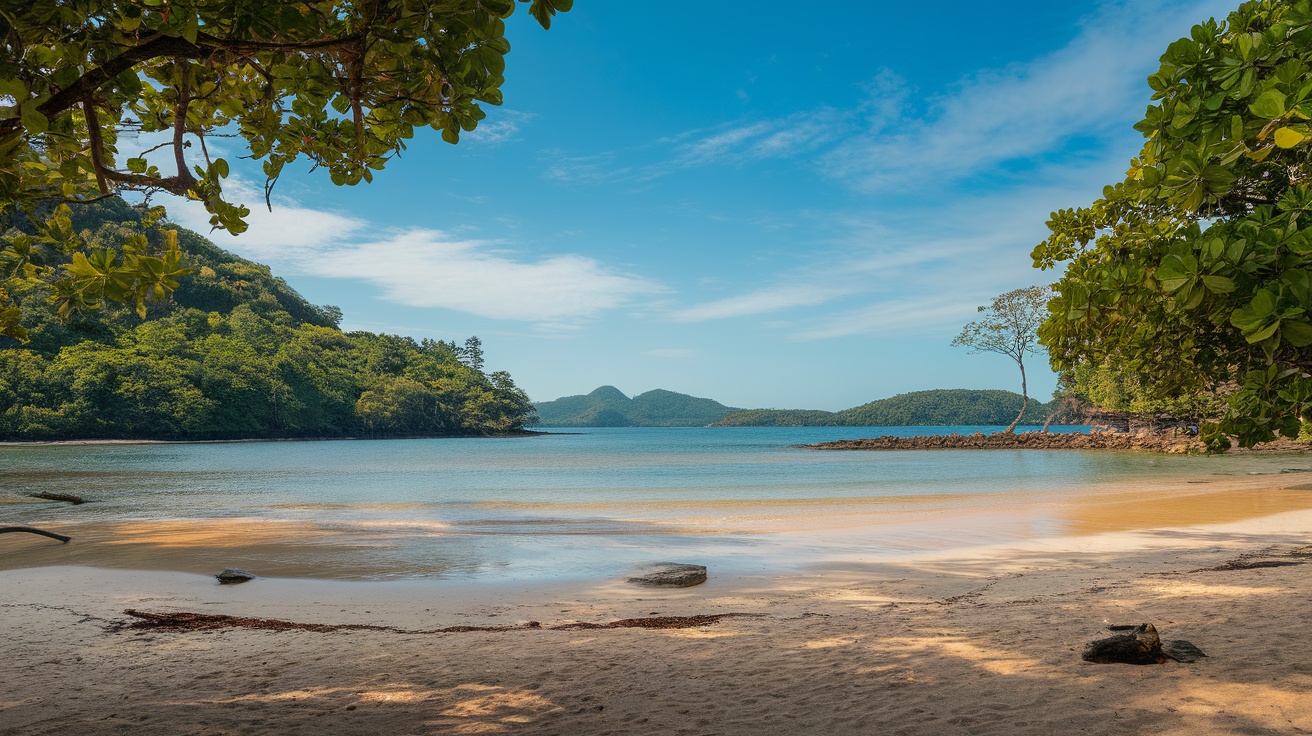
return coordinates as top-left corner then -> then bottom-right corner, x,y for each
826,1 -> 1234,190
303,230 -> 664,325
465,109 -> 536,145
541,1 -> 1232,193
669,283 -> 849,323
790,296 -> 991,341
168,181 -> 664,327
542,109 -> 847,184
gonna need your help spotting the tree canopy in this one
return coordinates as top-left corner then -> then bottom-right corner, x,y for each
0,0 -> 570,341
1034,1 -> 1312,450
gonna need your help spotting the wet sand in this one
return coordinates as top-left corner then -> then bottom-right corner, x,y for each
5,471 -> 1312,580
4,479 -> 1312,734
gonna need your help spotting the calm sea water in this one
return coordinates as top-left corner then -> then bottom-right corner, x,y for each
2,426 -> 1308,581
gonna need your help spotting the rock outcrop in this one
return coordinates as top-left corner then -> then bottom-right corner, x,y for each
627,563 -> 708,587
803,430 -> 1204,453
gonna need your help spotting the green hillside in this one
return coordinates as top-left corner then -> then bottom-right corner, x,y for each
711,409 -> 840,427
836,389 -> 1054,426
532,386 -> 740,427
0,199 -> 534,440
712,390 -> 1064,427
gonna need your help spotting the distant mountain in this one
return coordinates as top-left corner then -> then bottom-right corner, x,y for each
531,386 -> 740,427
712,389 -> 1064,427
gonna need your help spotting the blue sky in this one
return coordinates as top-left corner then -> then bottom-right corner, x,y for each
170,0 -> 1237,410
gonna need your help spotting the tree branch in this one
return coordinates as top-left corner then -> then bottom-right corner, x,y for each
82,97 -> 110,195
0,33 -> 207,139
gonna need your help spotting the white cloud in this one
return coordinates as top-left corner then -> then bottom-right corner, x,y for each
303,229 -> 664,324
465,110 -> 536,145
167,180 -> 663,326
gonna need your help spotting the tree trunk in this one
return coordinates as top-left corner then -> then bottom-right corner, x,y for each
1005,359 -> 1029,434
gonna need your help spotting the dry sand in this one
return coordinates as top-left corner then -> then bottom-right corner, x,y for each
4,501 -> 1312,734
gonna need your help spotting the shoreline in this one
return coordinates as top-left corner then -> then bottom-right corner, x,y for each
5,506 -> 1312,734
0,430 -> 553,447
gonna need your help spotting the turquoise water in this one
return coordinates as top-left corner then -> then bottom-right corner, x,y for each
2,426 -> 1308,581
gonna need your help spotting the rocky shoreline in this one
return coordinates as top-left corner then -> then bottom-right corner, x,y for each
802,430 -> 1214,454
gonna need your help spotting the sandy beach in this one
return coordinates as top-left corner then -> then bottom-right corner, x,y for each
5,479 -> 1312,735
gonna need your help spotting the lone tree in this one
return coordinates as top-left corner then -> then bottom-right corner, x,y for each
952,286 -> 1052,433
1032,3 -> 1312,451
0,0 -> 571,339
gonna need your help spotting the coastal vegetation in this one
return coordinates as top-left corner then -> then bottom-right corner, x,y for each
0,199 -> 535,440
1034,2 -> 1312,450
0,0 -> 571,340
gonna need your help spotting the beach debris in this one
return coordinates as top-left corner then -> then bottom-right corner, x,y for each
1198,558 -> 1302,571
215,568 -> 257,584
626,562 -> 708,587
0,526 -> 71,543
1082,623 -> 1167,664
120,609 -> 754,634
26,492 -> 86,505
1084,623 -> 1206,664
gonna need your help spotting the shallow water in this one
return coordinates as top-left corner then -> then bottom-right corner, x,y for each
2,426 -> 1311,581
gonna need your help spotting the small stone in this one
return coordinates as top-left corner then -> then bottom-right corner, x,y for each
626,563 -> 707,588
215,568 -> 256,584
1082,623 -> 1166,664
1162,639 -> 1207,663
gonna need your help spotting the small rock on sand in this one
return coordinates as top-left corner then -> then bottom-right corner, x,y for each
1162,639 -> 1207,663
627,563 -> 707,587
215,568 -> 256,584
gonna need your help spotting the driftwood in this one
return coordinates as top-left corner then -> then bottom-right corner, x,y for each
122,609 -> 754,634
27,492 -> 86,505
0,526 -> 71,543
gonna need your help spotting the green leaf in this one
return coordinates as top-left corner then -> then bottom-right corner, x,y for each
126,157 -> 147,174
1251,89 -> 1288,118
1201,275 -> 1235,293
1282,320 -> 1312,347
1248,320 -> 1281,343
1274,127 -> 1307,148
20,107 -> 47,134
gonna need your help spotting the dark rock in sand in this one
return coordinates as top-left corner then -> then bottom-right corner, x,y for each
1162,639 -> 1207,663
1082,623 -> 1166,664
216,568 -> 257,584
27,492 -> 86,505
627,563 -> 707,587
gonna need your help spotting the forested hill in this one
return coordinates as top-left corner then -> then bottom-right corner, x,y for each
0,199 -> 534,440
532,386 -> 740,427
712,390 -> 1063,427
